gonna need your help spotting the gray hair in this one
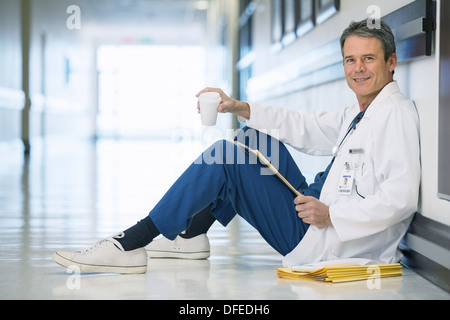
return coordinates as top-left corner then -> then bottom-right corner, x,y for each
340,19 -> 396,61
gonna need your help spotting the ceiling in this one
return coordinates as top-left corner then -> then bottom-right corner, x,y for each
77,0 -> 209,44
82,0 -> 208,27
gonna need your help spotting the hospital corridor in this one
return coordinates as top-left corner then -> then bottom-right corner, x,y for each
1,0 -> 449,301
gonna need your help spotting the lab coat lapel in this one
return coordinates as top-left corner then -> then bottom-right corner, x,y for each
363,81 -> 400,119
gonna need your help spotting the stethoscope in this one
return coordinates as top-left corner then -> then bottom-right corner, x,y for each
331,108 -> 368,157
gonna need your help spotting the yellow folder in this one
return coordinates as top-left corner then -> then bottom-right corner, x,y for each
276,263 -> 402,283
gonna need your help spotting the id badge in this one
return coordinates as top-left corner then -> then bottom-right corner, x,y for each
337,169 -> 355,195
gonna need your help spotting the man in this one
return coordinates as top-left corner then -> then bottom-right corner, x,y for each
53,20 -> 421,274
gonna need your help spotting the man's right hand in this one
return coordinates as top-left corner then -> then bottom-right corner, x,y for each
196,88 -> 251,120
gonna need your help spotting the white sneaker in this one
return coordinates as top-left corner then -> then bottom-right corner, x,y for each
53,233 -> 148,274
145,234 -> 210,260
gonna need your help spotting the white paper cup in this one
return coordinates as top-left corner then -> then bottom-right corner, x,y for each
199,92 -> 221,126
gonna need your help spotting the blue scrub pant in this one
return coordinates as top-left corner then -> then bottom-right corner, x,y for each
149,127 -> 331,256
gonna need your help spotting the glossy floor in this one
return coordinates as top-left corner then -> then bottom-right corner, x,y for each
0,138 -> 448,300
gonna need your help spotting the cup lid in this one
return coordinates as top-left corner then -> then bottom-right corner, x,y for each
199,92 -> 221,101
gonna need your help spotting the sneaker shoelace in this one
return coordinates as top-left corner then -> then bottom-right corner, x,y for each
76,233 -> 124,255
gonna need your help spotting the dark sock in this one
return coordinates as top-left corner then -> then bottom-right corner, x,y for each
179,204 -> 216,239
117,205 -> 216,250
116,216 -> 160,251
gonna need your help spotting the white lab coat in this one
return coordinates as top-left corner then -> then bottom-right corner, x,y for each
241,82 -> 421,266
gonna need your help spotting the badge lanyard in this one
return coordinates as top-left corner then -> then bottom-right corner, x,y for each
332,108 -> 368,157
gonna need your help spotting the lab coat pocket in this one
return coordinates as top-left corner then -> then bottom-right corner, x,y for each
354,155 -> 375,198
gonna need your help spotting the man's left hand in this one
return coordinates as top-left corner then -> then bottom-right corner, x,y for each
294,195 -> 332,228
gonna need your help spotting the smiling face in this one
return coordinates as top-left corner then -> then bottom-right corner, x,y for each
343,35 -> 397,110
